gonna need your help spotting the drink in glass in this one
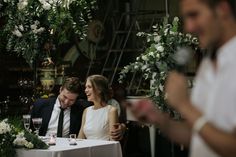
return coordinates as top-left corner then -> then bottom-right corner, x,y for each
23,114 -> 31,131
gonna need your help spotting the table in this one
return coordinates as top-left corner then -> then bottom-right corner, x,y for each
16,138 -> 122,157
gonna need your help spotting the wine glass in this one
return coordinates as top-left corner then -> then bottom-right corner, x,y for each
32,118 -> 42,136
22,114 -> 31,131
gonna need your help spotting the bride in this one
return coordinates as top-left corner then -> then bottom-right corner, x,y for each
78,75 -> 119,140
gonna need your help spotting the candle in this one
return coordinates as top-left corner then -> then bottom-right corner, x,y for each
48,136 -> 56,145
69,139 -> 77,145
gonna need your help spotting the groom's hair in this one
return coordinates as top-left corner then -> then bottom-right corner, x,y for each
61,77 -> 82,94
201,0 -> 236,18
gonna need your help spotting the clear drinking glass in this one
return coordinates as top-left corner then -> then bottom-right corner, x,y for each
69,134 -> 77,145
22,114 -> 31,131
32,118 -> 42,135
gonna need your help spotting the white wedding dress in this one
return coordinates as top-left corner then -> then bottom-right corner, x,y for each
83,105 -> 110,140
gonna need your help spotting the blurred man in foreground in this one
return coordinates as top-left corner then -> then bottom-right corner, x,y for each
132,0 -> 236,157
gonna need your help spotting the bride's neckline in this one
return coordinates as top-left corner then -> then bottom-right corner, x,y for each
92,105 -> 108,110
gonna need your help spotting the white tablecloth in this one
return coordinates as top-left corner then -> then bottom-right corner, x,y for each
16,138 -> 122,157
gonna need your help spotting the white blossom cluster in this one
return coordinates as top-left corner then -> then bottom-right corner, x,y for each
38,0 -> 55,10
30,20 -> 45,34
3,0 -> 11,3
38,0 -> 74,10
17,0 -> 28,10
13,132 -> 34,149
0,118 -> 48,156
2,0 -> 96,66
0,119 -> 11,134
119,17 -> 199,111
12,27 -> 23,37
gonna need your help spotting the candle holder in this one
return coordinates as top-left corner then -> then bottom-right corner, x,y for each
48,133 -> 56,145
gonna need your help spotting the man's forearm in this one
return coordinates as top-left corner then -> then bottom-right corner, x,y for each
179,103 -> 236,157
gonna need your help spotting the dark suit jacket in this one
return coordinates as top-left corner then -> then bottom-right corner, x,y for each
31,97 -> 91,136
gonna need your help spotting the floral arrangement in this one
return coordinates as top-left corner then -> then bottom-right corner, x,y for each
1,0 -> 96,66
119,17 -> 199,114
0,118 -> 48,157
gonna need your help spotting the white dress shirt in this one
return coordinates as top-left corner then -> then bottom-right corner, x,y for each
190,36 -> 236,157
46,98 -> 71,137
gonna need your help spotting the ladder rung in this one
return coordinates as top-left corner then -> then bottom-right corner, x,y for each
115,30 -> 137,34
109,49 -> 143,53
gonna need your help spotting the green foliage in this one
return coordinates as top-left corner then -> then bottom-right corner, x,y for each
1,0 -> 96,66
0,118 -> 48,157
119,17 -> 199,116
0,132 -> 16,157
24,131 -> 48,149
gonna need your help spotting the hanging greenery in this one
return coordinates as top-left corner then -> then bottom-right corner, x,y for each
0,0 -> 97,66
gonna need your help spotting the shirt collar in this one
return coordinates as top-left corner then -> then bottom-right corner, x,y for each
55,97 -> 61,109
217,35 -> 236,69
55,97 -> 70,111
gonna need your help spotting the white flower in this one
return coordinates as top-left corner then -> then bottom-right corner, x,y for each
164,93 -> 168,100
156,53 -> 160,58
136,32 -> 144,37
25,142 -> 34,149
123,66 -> 129,73
13,132 -> 28,146
170,31 -> 177,35
155,45 -> 164,52
134,65 -> 139,70
150,79 -> 155,89
152,72 -> 157,80
174,17 -> 179,22
186,33 -> 192,38
31,24 -> 37,30
0,119 -> 11,134
3,0 -> 11,3
179,32 -> 183,36
155,89 -> 159,96
152,25 -> 157,29
164,28 -> 169,35
147,36 -> 151,42
17,0 -> 28,10
12,29 -> 23,37
141,55 -> 148,61
18,25 -> 24,31
154,35 -> 161,42
48,0 -> 54,4
159,84 -> 164,91
42,2 -> 51,10
141,65 -> 148,71
36,27 -> 45,34
149,51 -> 155,57
143,73 -> 149,79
